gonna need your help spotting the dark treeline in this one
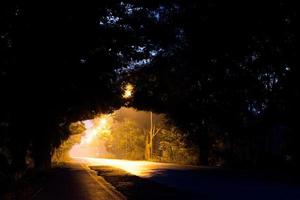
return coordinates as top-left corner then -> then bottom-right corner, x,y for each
1,1 -> 127,184
0,0 -> 298,188
120,1 -> 298,168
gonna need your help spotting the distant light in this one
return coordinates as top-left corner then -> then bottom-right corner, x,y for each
123,83 -> 134,99
69,115 -> 111,158
100,118 -> 107,126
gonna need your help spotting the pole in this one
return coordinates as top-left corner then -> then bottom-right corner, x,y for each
150,111 -> 153,159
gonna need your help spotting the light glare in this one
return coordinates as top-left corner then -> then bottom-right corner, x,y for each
123,83 -> 134,99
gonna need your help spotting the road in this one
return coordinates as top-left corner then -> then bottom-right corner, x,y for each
34,161 -> 125,200
74,157 -> 300,200
73,156 -> 199,177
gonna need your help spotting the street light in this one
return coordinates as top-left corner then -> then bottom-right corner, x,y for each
122,83 -> 134,99
122,83 -> 134,157
100,118 -> 107,126
121,83 -> 155,159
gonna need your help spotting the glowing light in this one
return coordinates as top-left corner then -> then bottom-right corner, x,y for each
69,115 -> 111,157
100,118 -> 107,126
123,83 -> 134,99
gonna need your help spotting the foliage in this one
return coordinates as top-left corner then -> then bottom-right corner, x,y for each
0,0 -> 298,175
0,1 -> 124,174
69,122 -> 86,136
102,108 -> 199,164
156,127 -> 199,165
104,119 -> 145,160
121,0 -> 298,167
51,135 -> 81,164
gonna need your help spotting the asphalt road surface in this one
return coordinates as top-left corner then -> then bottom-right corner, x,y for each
33,157 -> 300,200
74,157 -> 300,200
34,161 -> 125,200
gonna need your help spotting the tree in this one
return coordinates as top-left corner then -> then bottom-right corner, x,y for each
124,0 -> 297,167
104,119 -> 145,160
145,112 -> 161,160
0,1 -> 125,175
158,127 -> 199,164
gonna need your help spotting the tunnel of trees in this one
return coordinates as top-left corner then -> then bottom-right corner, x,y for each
0,0 -> 298,187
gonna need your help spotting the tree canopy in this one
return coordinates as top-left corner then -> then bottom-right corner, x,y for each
0,0 -> 298,176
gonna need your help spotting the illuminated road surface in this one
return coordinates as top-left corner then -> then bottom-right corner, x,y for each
72,156 -> 198,177
73,157 -> 300,200
35,161 -> 125,200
